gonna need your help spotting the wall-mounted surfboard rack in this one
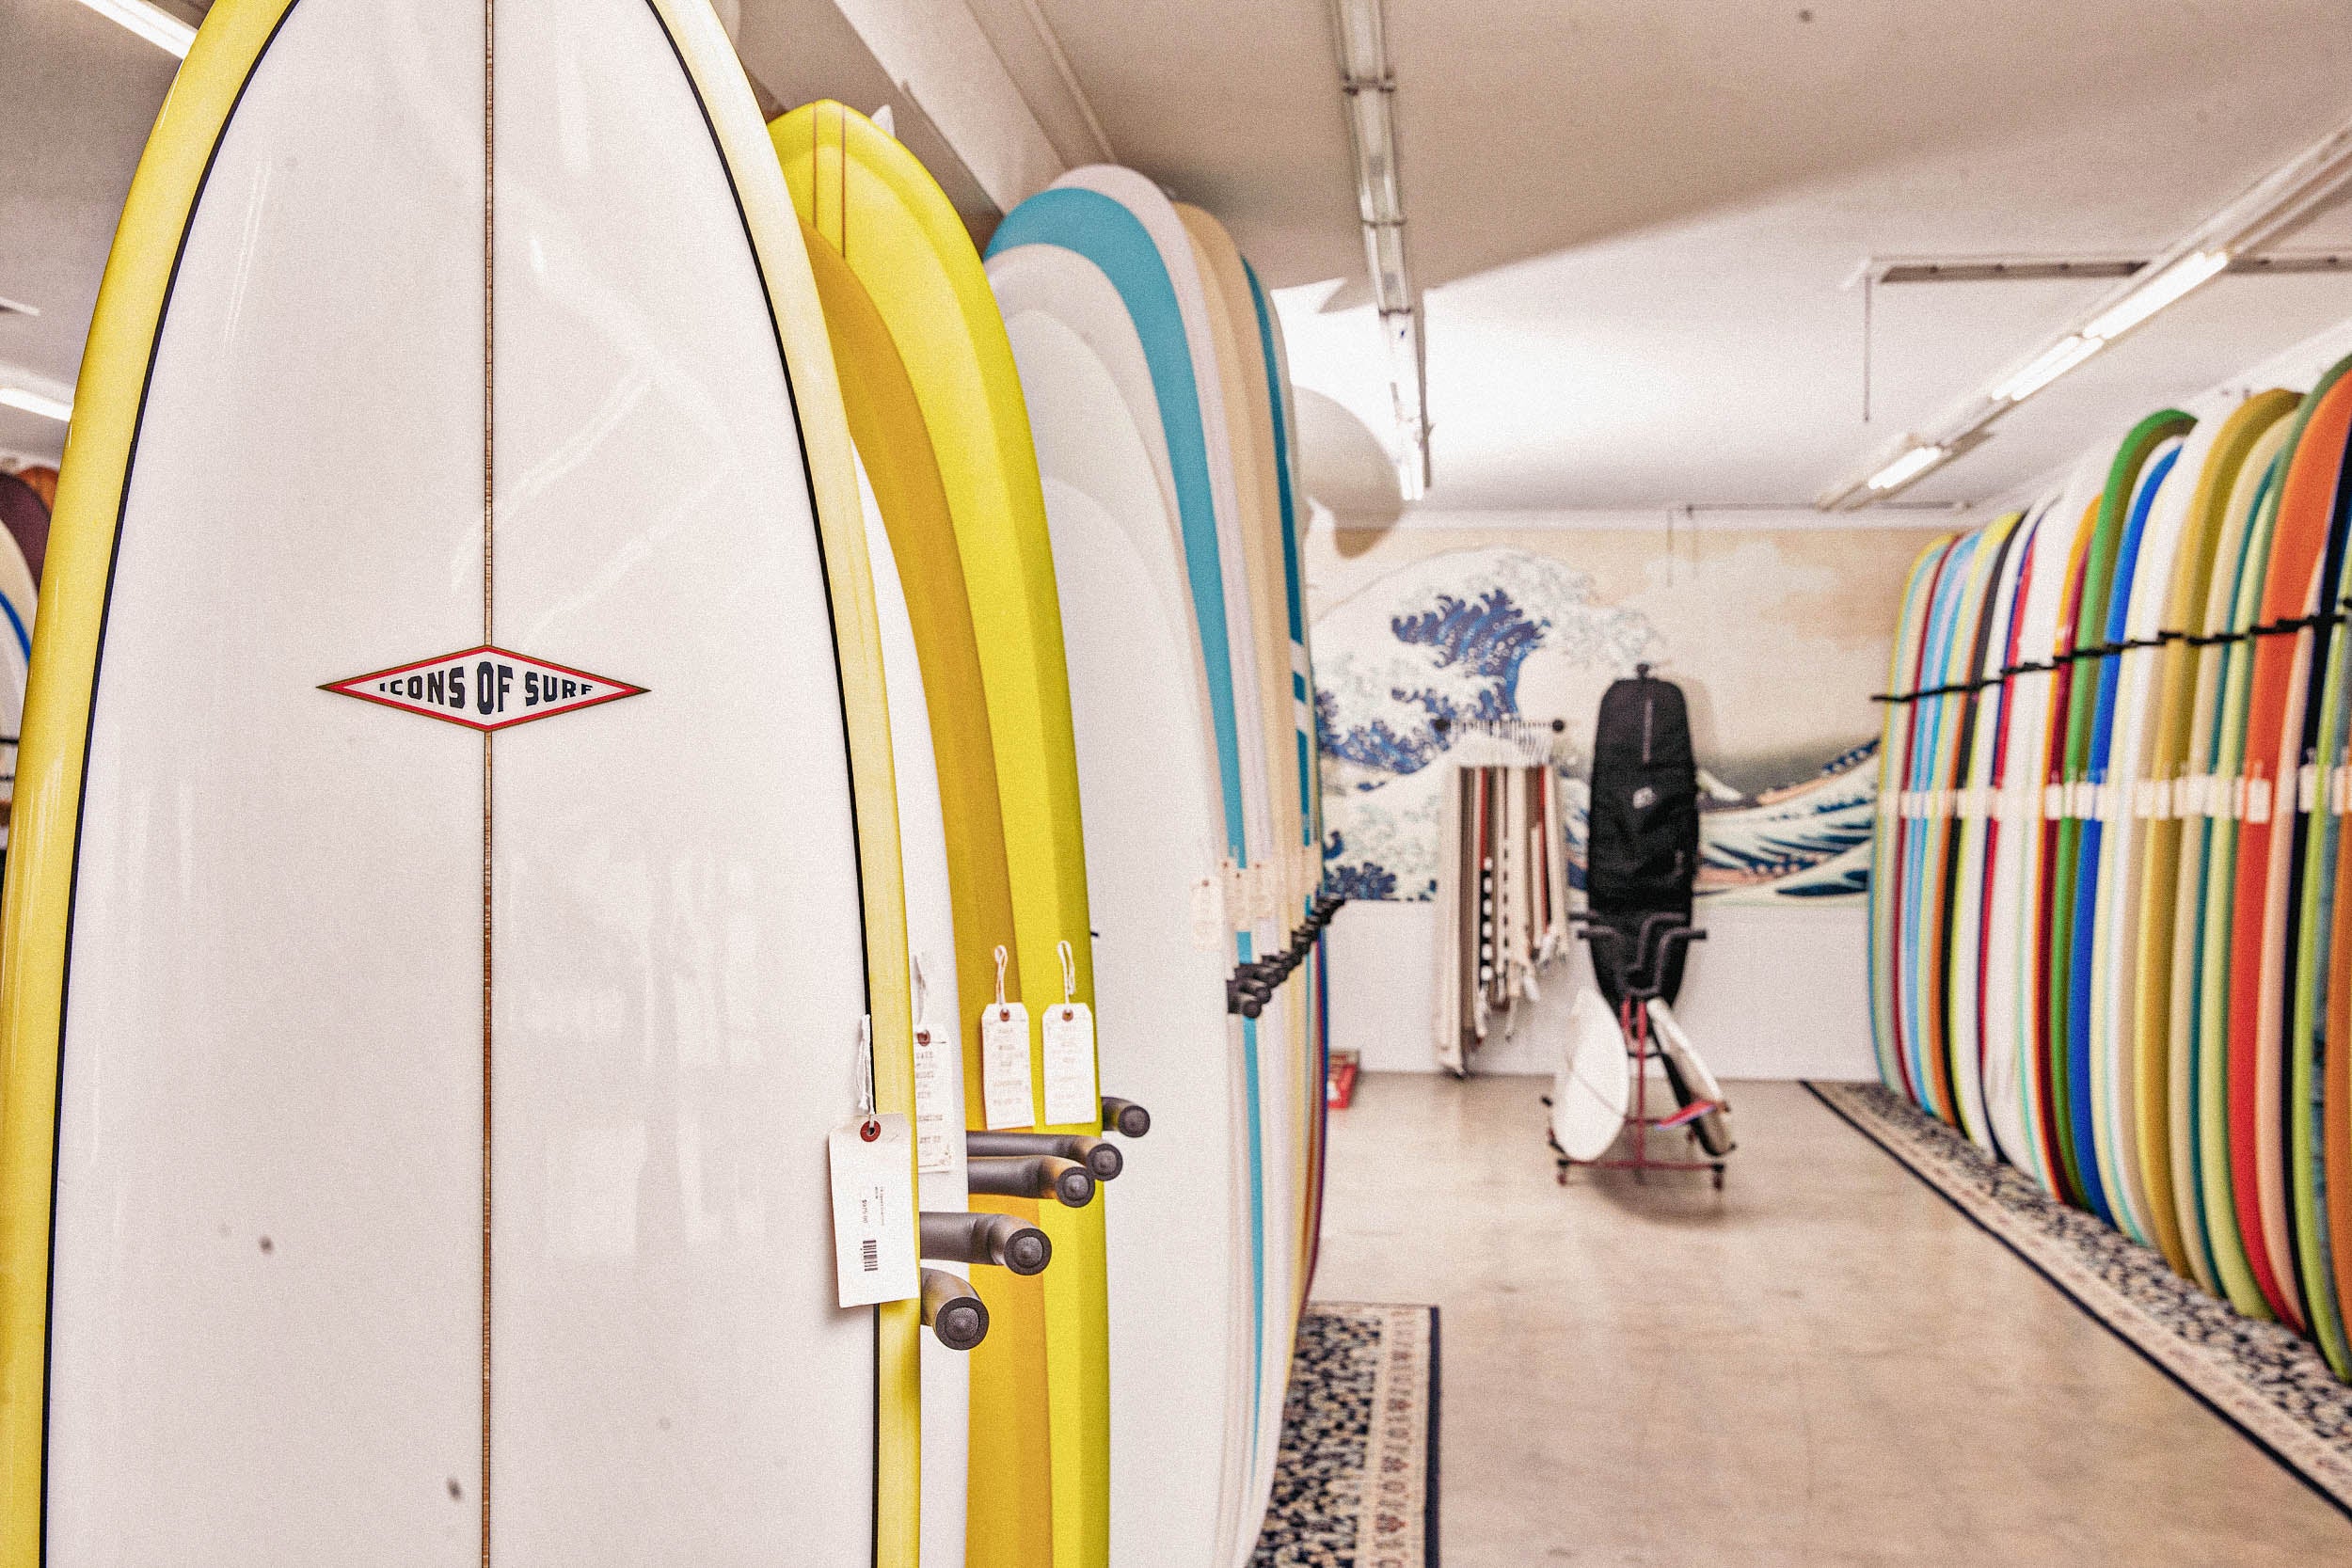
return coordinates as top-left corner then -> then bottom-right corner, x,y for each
966,1131 -> 1125,1181
921,1269 -> 990,1351
967,1154 -> 1098,1208
920,1211 -> 1054,1275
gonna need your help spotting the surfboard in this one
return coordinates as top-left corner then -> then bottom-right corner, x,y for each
1968,501 -> 2049,1165
860,458 -> 980,1568
1249,262 -> 1330,1290
987,172 -> 1290,1567
2099,414 -> 2224,1269
784,142 -> 1052,1565
2191,431 -> 2293,1320
1906,525 -> 1990,1124
1870,536 -> 1954,1101
1929,514 -> 2026,1144
2074,426 -> 2190,1241
2004,453 -> 2113,1195
2047,413 -> 2191,1223
1023,165 -> 1301,1553
0,467 -> 52,587
1944,512 -> 2033,1152
0,517 -> 35,852
984,232 -> 1259,1566
2284,367 -> 2352,1374
0,3 -> 924,1561
1179,210 -> 1317,1319
771,106 -> 1112,1568
1983,486 -> 2079,1185
2229,355 -> 2352,1336
2134,392 -> 2300,1289
2317,511 -> 2352,1373
1904,533 -> 1978,1117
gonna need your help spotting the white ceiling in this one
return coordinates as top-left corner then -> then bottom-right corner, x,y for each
1034,0 -> 2352,514
11,0 -> 2352,515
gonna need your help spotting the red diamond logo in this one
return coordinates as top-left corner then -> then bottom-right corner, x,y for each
322,645 -> 646,732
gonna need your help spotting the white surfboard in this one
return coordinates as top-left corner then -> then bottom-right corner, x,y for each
1041,165 -> 1301,1561
860,463 -> 973,1568
0,0 -> 920,1560
1553,987 -> 1630,1162
986,240 -> 1250,1568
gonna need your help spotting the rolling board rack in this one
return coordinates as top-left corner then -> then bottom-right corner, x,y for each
1549,911 -> 1725,1188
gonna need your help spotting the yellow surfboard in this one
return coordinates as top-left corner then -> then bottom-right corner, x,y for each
773,103 -> 1110,1568
803,227 -> 1041,1567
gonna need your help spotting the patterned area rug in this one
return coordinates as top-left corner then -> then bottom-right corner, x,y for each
1810,1080 -> 2352,1515
1253,1302 -> 1439,1566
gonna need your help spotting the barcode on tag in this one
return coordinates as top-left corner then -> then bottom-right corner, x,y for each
828,1114 -> 918,1307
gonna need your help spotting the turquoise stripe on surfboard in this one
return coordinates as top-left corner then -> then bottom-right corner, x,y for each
987,184 -> 1271,1455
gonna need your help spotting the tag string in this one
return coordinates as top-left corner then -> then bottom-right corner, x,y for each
1058,939 -> 1077,1006
993,944 -> 1009,1018
856,1015 -> 876,1121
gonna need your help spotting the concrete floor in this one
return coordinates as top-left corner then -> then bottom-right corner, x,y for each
1311,1073 -> 2352,1567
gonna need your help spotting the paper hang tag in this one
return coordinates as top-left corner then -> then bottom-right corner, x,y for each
1191,871 -> 1226,952
828,1113 -> 919,1307
980,1004 -> 1034,1131
2246,775 -> 2273,824
2300,762 -> 2321,815
909,956 -> 959,1178
1042,1003 -> 1099,1127
2043,784 -> 2066,821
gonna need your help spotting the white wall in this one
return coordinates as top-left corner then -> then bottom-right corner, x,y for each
1324,897 -> 1875,1082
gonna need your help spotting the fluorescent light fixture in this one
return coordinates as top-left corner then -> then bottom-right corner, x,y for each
1396,449 -> 1426,502
1867,443 -> 1947,492
0,387 -> 72,423
2081,248 -> 2229,342
1330,0 -> 1429,493
1332,0 -> 1386,79
1346,89 -> 1401,224
1989,333 -> 2104,404
72,0 -> 196,56
1368,224 -> 1410,310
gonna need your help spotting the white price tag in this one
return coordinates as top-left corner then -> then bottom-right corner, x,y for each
1042,1003 -> 1099,1127
2300,762 -> 2320,815
828,1114 -> 919,1307
912,1023 -> 958,1176
2044,784 -> 2066,820
981,1003 -> 1034,1130
1191,872 -> 1226,953
2247,775 -> 2273,824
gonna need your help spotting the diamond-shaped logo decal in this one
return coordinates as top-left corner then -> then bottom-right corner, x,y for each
322,645 -> 647,732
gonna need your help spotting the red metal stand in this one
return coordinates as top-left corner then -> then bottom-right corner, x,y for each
1554,992 -> 1725,1189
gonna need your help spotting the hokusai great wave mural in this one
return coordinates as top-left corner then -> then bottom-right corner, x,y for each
1309,529 -> 1929,906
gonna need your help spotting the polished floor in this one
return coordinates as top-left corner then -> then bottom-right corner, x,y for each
1311,1073 -> 2352,1567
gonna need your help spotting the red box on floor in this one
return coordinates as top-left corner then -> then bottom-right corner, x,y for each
1327,1051 -> 1359,1109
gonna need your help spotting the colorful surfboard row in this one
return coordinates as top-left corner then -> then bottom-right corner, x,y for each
0,3 -> 1326,1564
1868,360 -> 2352,1377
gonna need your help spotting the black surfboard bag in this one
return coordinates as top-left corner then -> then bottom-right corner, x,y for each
1584,670 -> 1700,1007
